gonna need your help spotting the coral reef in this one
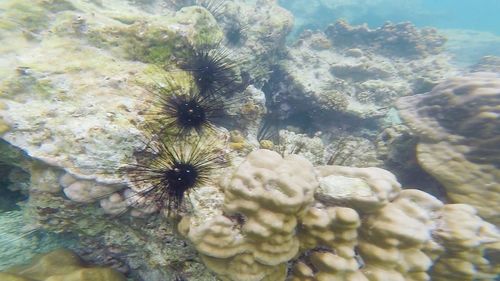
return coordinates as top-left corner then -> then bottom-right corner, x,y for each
0,0 -> 292,279
0,249 -> 126,281
325,135 -> 382,167
215,0 -> 293,75
375,125 -> 447,199
396,72 -> 500,224
0,1 -> 497,281
180,150 -> 500,281
274,20 -> 456,131
0,0 -> 288,183
325,20 -> 446,58
179,149 -> 317,281
24,164 -> 218,280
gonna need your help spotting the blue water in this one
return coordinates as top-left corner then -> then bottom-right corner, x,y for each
279,0 -> 500,35
279,0 -> 500,66
419,0 -> 500,34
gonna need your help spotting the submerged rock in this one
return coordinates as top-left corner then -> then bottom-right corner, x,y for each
275,20 -> 457,130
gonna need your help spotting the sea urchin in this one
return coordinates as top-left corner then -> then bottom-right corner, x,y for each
225,22 -> 247,46
125,135 -> 221,214
153,85 -> 228,137
178,44 -> 243,97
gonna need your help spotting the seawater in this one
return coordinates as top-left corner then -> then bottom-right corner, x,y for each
280,0 -> 500,65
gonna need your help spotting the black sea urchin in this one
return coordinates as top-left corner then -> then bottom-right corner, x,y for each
151,83 -> 228,137
126,135 -> 221,214
178,44 -> 243,97
225,22 -> 247,46
198,0 -> 226,18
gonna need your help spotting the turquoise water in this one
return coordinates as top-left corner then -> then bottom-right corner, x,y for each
279,0 -> 500,66
279,0 -> 500,35
419,0 -> 500,34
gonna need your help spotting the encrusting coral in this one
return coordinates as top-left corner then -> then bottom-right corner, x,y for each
180,149 -> 500,281
396,72 -> 500,225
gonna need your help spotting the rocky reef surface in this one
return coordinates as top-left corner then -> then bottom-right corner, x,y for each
0,0 -> 499,281
274,20 -> 456,125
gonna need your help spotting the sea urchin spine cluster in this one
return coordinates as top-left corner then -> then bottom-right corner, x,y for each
124,41 -> 245,215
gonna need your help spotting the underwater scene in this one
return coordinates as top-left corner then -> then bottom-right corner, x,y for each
0,0 -> 498,280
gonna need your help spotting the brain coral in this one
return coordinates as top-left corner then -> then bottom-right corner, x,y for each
396,72 -> 500,224
180,149 -> 500,281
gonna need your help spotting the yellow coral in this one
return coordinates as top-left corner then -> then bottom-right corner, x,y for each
229,142 -> 246,151
319,90 -> 348,111
259,140 -> 274,150
0,119 -> 10,135
229,130 -> 245,143
0,249 -> 126,281
229,130 -> 249,151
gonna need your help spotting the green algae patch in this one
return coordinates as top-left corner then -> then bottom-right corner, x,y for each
16,35 -> 133,77
110,15 -> 138,25
87,20 -> 189,66
144,44 -> 176,65
39,0 -> 77,12
1,1 -> 50,33
0,73 -> 54,101
87,6 -> 222,66
175,6 -> 224,46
